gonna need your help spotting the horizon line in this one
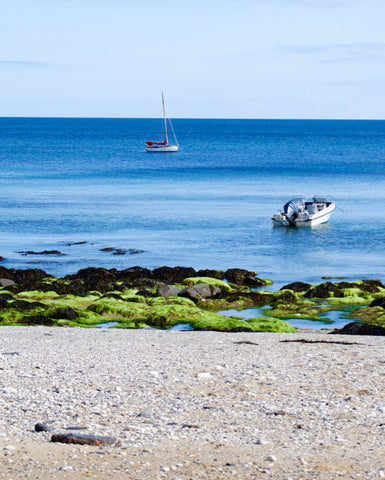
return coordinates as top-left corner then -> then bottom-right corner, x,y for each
0,116 -> 384,121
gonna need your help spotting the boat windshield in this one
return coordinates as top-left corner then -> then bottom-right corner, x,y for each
290,197 -> 306,208
312,195 -> 329,203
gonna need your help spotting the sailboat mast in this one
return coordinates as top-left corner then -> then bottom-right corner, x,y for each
162,91 -> 169,144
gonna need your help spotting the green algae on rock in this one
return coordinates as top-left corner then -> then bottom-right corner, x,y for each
182,277 -> 233,292
2,264 -> 385,331
244,317 -> 296,333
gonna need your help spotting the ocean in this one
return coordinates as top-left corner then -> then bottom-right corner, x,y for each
1,117 -> 385,291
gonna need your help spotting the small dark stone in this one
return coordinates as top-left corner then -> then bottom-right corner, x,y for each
51,433 -> 121,447
35,423 -> 53,432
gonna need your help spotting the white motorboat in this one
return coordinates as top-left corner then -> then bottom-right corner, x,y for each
145,92 -> 179,152
272,196 -> 335,227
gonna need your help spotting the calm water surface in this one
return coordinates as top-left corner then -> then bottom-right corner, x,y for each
1,118 -> 385,290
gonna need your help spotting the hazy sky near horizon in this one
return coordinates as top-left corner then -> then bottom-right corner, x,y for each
1,0 -> 385,119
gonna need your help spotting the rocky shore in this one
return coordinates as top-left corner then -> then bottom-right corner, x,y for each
0,265 -> 385,333
0,327 -> 384,479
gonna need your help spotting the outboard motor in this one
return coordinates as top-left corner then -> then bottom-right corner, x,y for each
283,200 -> 299,226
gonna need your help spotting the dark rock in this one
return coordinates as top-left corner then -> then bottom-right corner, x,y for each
0,298 -> 8,309
230,326 -> 255,332
50,307 -> 78,320
336,281 -> 357,289
101,293 -> 124,300
370,297 -> 385,308
65,267 -> 117,294
35,422 -> 53,432
52,279 -> 89,297
112,249 -> 127,256
0,278 -> 15,288
128,248 -> 145,255
280,281 -> 312,292
51,433 -> 121,447
152,266 -> 197,284
338,280 -> 383,293
18,250 -> 66,256
5,268 -> 51,292
158,285 -> 182,298
135,289 -> 154,298
66,241 -> 87,246
0,256 -> 4,262
233,291 -> 274,306
115,267 -> 152,284
0,293 -> 14,301
19,315 -> 55,326
179,284 -> 221,301
304,282 -> 344,299
9,299 -> 47,311
146,314 -> 172,329
273,291 -> 297,304
332,322 -> 385,336
243,276 -> 268,287
225,268 -> 257,284
129,278 -> 164,290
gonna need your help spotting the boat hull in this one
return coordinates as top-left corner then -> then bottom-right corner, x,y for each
145,145 -> 179,152
272,202 -> 335,227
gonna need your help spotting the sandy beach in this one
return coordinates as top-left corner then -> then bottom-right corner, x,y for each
0,326 -> 384,479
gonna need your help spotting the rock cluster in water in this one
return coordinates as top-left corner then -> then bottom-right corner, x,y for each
0,265 -> 384,333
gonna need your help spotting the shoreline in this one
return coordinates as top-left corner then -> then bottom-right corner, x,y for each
0,264 -> 385,333
0,326 -> 384,479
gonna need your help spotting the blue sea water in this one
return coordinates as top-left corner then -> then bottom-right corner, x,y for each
1,117 -> 385,291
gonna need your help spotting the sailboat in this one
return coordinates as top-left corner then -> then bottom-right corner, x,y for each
145,92 -> 179,152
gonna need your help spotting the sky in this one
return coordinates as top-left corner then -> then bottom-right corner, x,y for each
1,0 -> 385,119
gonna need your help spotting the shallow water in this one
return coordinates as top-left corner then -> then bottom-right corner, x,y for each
217,306 -> 355,330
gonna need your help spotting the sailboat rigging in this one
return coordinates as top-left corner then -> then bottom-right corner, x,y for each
145,92 -> 179,152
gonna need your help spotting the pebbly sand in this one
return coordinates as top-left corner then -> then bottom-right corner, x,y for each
0,326 -> 384,479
